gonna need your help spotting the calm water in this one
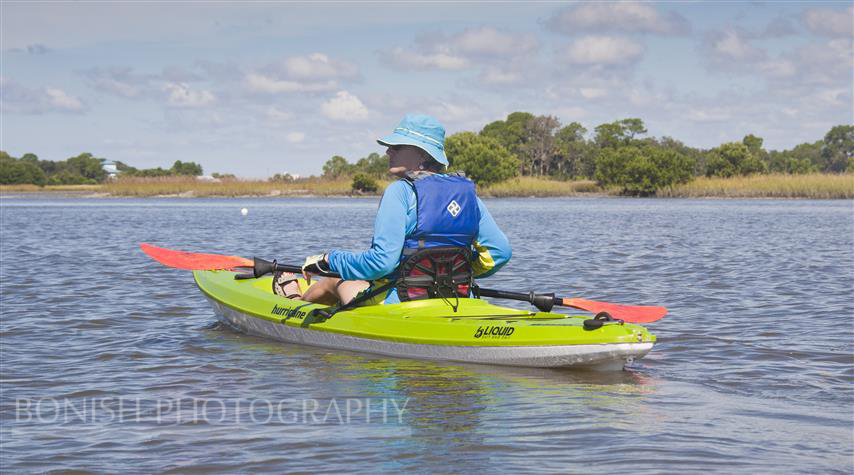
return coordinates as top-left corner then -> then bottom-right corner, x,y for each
1,195 -> 852,474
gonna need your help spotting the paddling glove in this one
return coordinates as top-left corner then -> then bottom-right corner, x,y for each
302,253 -> 330,279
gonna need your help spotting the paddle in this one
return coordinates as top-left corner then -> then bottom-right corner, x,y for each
140,243 -> 253,270
140,244 -> 667,323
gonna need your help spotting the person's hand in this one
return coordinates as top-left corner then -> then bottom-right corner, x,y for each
302,254 -> 328,282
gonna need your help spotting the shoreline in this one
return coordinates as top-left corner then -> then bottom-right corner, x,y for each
2,174 -> 852,199
2,190 -> 850,200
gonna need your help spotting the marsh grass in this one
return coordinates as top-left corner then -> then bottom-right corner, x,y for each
659,173 -> 854,199
99,175 -> 600,197
101,176 -> 391,197
0,184 -> 103,192
479,177 -> 602,197
3,174 -> 851,199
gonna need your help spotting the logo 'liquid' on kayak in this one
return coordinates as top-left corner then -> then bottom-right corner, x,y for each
474,326 -> 515,339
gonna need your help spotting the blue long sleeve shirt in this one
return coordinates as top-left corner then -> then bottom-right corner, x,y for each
326,178 -> 511,303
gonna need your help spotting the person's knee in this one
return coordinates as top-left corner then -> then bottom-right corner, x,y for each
336,280 -> 370,305
302,278 -> 340,305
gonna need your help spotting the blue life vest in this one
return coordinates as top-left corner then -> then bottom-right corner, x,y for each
400,173 -> 480,262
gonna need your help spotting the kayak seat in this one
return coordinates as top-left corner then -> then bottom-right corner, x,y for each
396,247 -> 473,302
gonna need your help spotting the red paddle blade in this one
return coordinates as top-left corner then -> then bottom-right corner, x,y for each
140,243 -> 253,270
561,298 -> 667,323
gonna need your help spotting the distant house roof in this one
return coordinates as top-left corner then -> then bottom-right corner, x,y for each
102,160 -> 119,175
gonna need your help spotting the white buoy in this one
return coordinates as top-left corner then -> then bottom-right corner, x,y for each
241,207 -> 248,216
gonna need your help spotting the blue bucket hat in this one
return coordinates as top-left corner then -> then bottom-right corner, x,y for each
377,114 -> 448,166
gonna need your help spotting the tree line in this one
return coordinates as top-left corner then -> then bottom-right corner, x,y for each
0,151 -> 203,186
323,114 -> 853,195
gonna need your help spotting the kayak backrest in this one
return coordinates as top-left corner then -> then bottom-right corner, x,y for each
396,247 -> 473,302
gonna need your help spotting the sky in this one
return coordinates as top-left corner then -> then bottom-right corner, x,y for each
1,1 -> 852,178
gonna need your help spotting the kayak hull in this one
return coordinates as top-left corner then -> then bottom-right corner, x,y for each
194,270 -> 656,370
208,297 -> 653,370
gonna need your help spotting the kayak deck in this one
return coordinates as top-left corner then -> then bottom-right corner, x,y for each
194,270 -> 656,370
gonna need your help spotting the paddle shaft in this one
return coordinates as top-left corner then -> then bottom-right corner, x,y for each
475,288 -> 558,312
233,259 -> 340,279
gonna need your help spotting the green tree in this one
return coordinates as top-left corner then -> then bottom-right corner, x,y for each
139,167 -> 172,177
553,122 -> 589,178
480,112 -> 535,173
742,134 -> 769,171
620,118 -> 647,140
742,134 -> 764,156
353,152 -> 387,178
0,154 -> 47,186
594,118 -> 647,149
66,153 -> 108,182
705,142 -> 765,177
114,161 -> 139,175
48,171 -> 88,185
446,132 -> 519,186
654,137 -> 703,176
595,145 -> 693,195
351,173 -> 378,193
768,142 -> 821,174
480,112 -> 534,153
269,173 -> 293,182
820,125 -> 854,172
322,155 -> 352,179
520,115 -> 560,176
170,160 -> 203,176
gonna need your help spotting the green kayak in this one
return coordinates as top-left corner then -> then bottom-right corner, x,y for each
194,269 -> 656,370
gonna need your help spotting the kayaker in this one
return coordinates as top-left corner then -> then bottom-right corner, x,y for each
273,114 -> 511,306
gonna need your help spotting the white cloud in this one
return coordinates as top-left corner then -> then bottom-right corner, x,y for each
758,59 -> 796,78
380,26 -> 537,79
814,88 -> 848,107
425,101 -> 481,123
245,73 -> 337,93
266,106 -> 294,121
802,6 -> 853,37
686,108 -> 732,122
579,87 -> 607,99
547,2 -> 689,35
479,66 -> 523,85
45,87 -> 85,111
1,77 -> 86,114
767,37 -> 852,87
321,91 -> 369,122
709,30 -> 765,61
85,67 -> 150,98
563,36 -> 644,65
286,131 -> 306,143
282,53 -> 359,80
163,82 -> 216,108
554,106 -> 587,121
382,47 -> 469,71
761,16 -> 798,38
455,27 -> 538,57
244,53 -> 359,95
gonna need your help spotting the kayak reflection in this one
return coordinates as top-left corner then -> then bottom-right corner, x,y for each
209,326 -> 659,471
